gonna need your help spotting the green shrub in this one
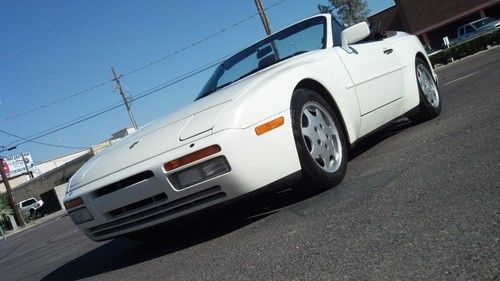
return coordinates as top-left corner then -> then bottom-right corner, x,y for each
0,193 -> 13,230
429,30 -> 500,66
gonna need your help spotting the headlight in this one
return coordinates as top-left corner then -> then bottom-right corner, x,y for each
69,207 -> 94,225
168,156 -> 231,189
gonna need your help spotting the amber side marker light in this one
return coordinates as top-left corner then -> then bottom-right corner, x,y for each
64,197 -> 84,209
164,145 -> 221,171
255,116 -> 285,136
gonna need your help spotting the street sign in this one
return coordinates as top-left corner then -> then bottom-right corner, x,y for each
2,152 -> 34,179
443,36 -> 450,48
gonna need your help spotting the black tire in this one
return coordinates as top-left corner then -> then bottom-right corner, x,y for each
291,88 -> 348,192
408,57 -> 442,122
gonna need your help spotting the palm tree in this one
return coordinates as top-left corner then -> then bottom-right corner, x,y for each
0,193 -> 13,229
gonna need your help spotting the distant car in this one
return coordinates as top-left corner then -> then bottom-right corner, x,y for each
18,197 -> 44,217
457,17 -> 500,42
64,14 -> 441,241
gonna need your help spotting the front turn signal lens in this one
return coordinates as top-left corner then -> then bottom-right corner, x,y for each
164,145 -> 221,171
64,197 -> 83,209
255,116 -> 284,136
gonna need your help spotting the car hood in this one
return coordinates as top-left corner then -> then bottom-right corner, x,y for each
69,93 -> 235,191
69,55 -> 313,191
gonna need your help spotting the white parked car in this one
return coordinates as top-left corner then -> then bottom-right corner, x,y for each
18,197 -> 44,217
64,14 -> 441,241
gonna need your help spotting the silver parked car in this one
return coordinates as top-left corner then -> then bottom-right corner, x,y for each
457,17 -> 500,42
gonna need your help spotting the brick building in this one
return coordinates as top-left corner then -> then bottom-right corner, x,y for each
369,0 -> 500,49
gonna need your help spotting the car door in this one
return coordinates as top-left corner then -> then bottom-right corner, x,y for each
458,27 -> 465,40
464,25 -> 476,40
335,39 -> 404,135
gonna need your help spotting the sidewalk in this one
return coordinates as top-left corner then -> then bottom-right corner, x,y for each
1,209 -> 67,239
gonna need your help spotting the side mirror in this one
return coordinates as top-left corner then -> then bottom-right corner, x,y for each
341,22 -> 370,52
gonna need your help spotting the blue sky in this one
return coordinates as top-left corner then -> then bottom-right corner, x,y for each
0,0 -> 395,162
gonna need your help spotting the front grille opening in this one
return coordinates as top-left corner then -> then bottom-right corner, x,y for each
109,193 -> 168,217
94,170 -> 154,197
88,186 -> 225,238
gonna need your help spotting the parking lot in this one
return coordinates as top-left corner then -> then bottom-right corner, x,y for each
1,47 -> 499,280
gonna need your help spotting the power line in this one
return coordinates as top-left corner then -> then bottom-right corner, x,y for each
119,0 -> 285,79
0,129 -> 88,150
0,67 -> 98,76
254,0 -> 274,35
0,0 -> 285,123
2,0 -> 286,150
0,81 -> 110,122
6,100 -> 125,148
5,55 -> 228,150
128,55 -> 228,103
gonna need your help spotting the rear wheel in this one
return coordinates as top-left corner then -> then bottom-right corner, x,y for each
409,58 -> 442,122
291,89 -> 348,192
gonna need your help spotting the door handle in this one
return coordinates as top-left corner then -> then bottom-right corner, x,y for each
383,48 -> 393,54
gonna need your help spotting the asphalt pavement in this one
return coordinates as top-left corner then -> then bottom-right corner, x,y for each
1,47 -> 499,281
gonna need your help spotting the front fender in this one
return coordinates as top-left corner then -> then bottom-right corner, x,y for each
213,50 -> 360,144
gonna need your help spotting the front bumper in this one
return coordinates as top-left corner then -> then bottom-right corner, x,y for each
65,110 -> 301,241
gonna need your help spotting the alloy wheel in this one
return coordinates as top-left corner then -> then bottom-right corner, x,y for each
416,64 -> 440,108
300,101 -> 342,173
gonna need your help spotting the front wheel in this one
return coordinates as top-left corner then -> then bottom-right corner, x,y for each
291,89 -> 348,192
408,58 -> 442,122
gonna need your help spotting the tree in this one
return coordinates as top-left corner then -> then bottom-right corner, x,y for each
0,193 -> 13,230
318,0 -> 370,26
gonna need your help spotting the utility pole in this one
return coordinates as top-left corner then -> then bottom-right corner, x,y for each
0,158 -> 25,227
254,0 -> 273,35
111,67 -> 139,130
253,0 -> 280,59
21,153 -> 33,179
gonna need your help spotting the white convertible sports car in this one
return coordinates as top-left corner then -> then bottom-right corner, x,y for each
64,14 -> 441,241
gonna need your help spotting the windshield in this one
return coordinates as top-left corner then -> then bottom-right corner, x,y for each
197,16 -> 326,100
472,17 -> 495,29
21,199 -> 36,207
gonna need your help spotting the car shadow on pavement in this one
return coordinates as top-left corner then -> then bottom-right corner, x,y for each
42,118 -> 416,280
349,117 -> 415,160
41,186 -> 312,281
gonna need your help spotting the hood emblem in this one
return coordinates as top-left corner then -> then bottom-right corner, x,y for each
129,141 -> 139,149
